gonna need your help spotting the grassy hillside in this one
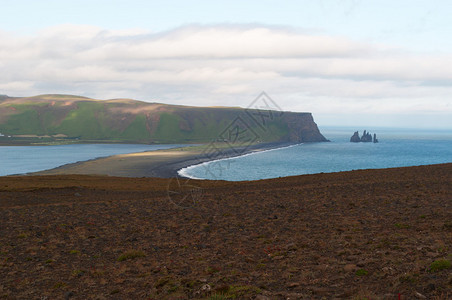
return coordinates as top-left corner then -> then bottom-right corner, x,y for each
0,94 -> 326,144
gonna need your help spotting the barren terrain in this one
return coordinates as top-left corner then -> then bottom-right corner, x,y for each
0,164 -> 451,299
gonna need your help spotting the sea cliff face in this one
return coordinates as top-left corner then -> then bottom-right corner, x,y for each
0,94 -> 327,144
282,112 -> 328,142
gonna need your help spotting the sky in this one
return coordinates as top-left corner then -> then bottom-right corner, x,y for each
1,0 -> 452,129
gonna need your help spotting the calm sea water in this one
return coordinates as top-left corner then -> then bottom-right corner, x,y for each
0,143 -> 188,176
180,127 -> 452,181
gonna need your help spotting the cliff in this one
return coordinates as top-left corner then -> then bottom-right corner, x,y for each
282,112 -> 328,142
0,94 -> 327,144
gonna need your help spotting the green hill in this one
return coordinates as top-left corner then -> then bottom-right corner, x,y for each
0,94 -> 327,144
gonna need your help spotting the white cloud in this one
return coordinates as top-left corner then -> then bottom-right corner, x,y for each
0,81 -> 35,91
1,24 -> 451,127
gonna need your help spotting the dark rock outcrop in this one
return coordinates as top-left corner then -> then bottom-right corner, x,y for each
361,130 -> 372,142
282,112 -> 329,143
373,133 -> 378,143
350,130 -> 379,143
350,131 -> 361,143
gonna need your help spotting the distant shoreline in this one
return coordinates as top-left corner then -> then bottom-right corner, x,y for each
30,142 -> 295,178
0,139 -> 190,147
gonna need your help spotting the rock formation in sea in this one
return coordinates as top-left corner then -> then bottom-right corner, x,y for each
350,130 -> 378,143
361,130 -> 372,142
350,131 -> 361,142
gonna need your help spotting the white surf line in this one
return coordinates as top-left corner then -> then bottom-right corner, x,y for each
178,143 -> 303,180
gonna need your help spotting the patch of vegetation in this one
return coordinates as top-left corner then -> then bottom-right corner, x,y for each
117,250 -> 146,261
256,263 -> 266,269
214,285 -> 231,294
399,273 -> 419,283
206,266 -> 221,274
155,276 -> 172,288
91,269 -> 105,277
210,294 -> 229,300
45,259 -> 54,264
429,259 -> 451,272
443,221 -> 452,230
167,284 -> 180,293
53,282 -> 66,289
153,276 -> 183,296
355,269 -> 368,276
211,285 -> 262,299
1,107 -> 46,135
69,250 -> 80,255
118,114 -> 150,141
71,269 -> 84,277
57,101 -> 113,139
395,223 -> 410,229
40,94 -> 89,100
153,112 -> 186,142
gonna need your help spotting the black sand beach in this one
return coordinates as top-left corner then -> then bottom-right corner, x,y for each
32,142 -> 294,178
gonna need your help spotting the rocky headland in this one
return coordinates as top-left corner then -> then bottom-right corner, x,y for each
0,94 -> 328,145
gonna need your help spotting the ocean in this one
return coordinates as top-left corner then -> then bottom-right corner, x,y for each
1,128 -> 451,179
180,127 -> 452,181
0,143 -> 188,176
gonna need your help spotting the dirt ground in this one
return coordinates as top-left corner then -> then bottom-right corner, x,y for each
0,163 -> 451,299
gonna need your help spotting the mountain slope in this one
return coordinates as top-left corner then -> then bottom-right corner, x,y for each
0,94 -> 327,144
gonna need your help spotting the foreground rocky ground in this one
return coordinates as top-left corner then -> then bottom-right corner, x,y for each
0,164 -> 451,299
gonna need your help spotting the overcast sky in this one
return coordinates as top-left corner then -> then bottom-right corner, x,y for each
1,0 -> 452,128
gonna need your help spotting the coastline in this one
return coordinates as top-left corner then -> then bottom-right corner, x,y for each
178,142 -> 301,179
31,141 -> 295,178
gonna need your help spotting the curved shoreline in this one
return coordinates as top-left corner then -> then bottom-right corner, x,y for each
30,142 -> 295,178
178,143 -> 301,179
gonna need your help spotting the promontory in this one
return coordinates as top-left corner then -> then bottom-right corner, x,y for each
0,94 -> 327,145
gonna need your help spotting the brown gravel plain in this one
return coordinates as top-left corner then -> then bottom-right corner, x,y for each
0,163 -> 451,299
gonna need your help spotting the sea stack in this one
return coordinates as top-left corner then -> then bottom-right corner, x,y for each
350,130 -> 378,143
360,130 -> 372,142
350,131 -> 361,142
